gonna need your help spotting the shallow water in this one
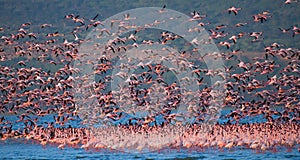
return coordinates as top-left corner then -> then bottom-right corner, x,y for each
2,108 -> 299,159
1,140 -> 299,160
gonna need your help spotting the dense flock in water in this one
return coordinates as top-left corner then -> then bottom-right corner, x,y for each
0,1 -> 299,152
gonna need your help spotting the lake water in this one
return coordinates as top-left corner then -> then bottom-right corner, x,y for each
1,139 -> 299,160
2,108 -> 299,159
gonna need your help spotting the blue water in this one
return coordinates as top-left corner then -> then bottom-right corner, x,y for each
0,140 -> 299,160
1,108 -> 298,159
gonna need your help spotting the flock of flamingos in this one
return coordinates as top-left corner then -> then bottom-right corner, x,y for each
0,1 -> 300,153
